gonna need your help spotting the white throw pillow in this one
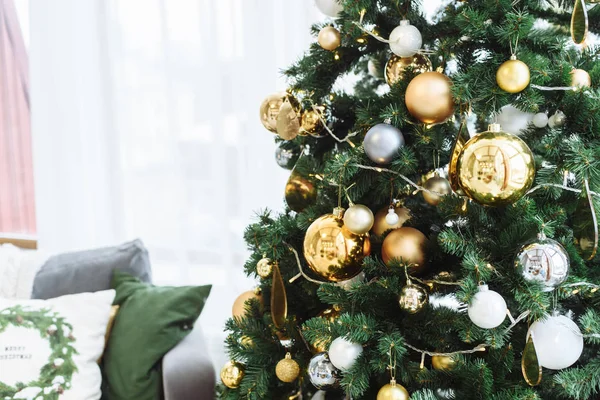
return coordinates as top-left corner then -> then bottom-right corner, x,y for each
0,290 -> 116,400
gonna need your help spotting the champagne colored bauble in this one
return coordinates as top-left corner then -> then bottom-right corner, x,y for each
301,107 -> 326,136
343,204 -> 375,235
260,92 -> 300,133
277,101 -> 301,140
221,361 -> 244,388
308,352 -> 341,390
385,54 -> 432,86
372,205 -> 411,236
303,212 -> 371,282
382,227 -> 429,274
422,175 -> 452,206
457,123 -> 535,206
328,337 -> 363,371
496,57 -> 530,93
232,289 -> 263,319
285,172 -> 317,212
571,68 -> 591,88
256,257 -> 273,278
275,143 -> 300,170
532,113 -> 549,128
548,111 -> 566,128
389,20 -> 422,57
377,379 -> 410,400
318,26 -> 341,51
276,353 -> 301,383
467,284 -> 507,329
398,282 -> 428,313
405,71 -> 454,124
363,123 -> 405,164
527,314 -> 583,370
515,233 -> 569,291
314,0 -> 343,17
432,355 -> 457,371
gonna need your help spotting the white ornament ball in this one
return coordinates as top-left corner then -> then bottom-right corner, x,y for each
314,0 -> 343,17
532,113 -> 549,128
528,315 -> 583,370
385,209 -> 400,225
344,204 -> 374,235
467,285 -> 507,329
389,20 -> 422,57
328,337 -> 363,371
495,105 -> 534,135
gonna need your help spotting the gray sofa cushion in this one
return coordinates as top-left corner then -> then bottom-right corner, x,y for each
31,239 -> 152,299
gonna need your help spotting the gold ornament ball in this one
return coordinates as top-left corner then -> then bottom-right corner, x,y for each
318,26 -> 341,51
398,283 -> 429,314
432,355 -> 457,371
385,54 -> 432,86
256,257 -> 273,278
571,68 -> 591,88
457,123 -> 535,206
371,205 -> 411,236
259,92 -> 300,133
422,175 -> 452,206
377,380 -> 410,400
232,289 -> 263,319
496,57 -> 530,93
285,172 -> 317,213
318,305 -> 341,323
303,211 -> 371,282
221,361 -> 245,389
300,107 -> 326,136
405,71 -> 454,124
382,227 -> 429,274
276,353 -> 301,383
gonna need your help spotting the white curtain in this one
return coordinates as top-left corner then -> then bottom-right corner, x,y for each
30,0 -> 321,368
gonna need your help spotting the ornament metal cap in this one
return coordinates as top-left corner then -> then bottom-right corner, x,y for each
488,123 -> 502,132
333,207 -> 345,219
510,54 -> 517,60
399,20 -> 410,26
478,284 -> 490,292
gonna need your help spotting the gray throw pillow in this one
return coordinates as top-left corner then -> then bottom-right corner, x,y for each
31,239 -> 152,299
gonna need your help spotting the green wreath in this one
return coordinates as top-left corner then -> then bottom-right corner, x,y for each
0,305 -> 78,399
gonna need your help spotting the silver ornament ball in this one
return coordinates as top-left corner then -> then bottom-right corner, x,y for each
515,233 -> 569,291
308,352 -> 341,390
343,204 -> 374,235
363,123 -> 405,164
275,143 -> 300,170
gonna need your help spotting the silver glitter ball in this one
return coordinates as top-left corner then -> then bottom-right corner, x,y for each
363,123 -> 405,164
308,352 -> 341,390
275,143 -> 300,170
515,233 -> 570,291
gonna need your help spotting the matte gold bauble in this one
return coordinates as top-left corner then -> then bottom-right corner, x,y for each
371,205 -> 411,236
422,175 -> 452,206
285,172 -> 317,212
571,68 -> 591,88
377,379 -> 410,400
221,361 -> 245,388
385,54 -> 432,86
256,257 -> 273,278
405,71 -> 454,124
457,123 -> 535,206
232,289 -> 263,319
496,56 -> 530,93
303,210 -> 371,282
276,353 -> 301,383
382,227 -> 428,274
259,92 -> 300,133
318,26 -> 342,51
432,355 -> 457,371
300,107 -> 326,136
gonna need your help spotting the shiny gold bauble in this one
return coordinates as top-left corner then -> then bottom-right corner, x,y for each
221,361 -> 245,388
256,257 -> 273,278
377,379 -> 410,400
371,205 -> 411,236
457,123 -> 535,206
571,68 -> 591,88
496,57 -> 530,93
432,354 -> 457,371
318,305 -> 342,323
422,175 -> 452,206
405,71 -> 454,124
382,227 -> 429,274
285,172 -> 317,212
385,54 -> 432,86
300,107 -> 326,136
303,211 -> 371,282
232,289 -> 263,319
259,92 -> 300,133
276,353 -> 301,383
398,283 -> 429,314
318,26 -> 342,51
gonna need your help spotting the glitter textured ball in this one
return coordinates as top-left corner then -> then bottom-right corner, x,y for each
405,71 -> 454,124
388,20 -> 422,57
382,227 -> 429,274
276,353 -> 301,383
398,282 -> 428,313
496,57 -> 530,93
318,26 -> 341,51
363,123 -> 405,164
308,352 -> 341,390
385,53 -> 432,86
343,204 -> 375,235
515,234 -> 569,291
256,257 -> 273,278
220,361 -> 244,388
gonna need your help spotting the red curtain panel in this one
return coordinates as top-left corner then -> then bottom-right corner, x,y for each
0,0 -> 35,235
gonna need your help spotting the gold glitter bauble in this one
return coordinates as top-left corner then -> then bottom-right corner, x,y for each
256,257 -> 273,278
422,175 -> 452,206
381,227 -> 428,274
318,26 -> 341,51
232,289 -> 263,319
405,71 -> 454,124
303,210 -> 371,282
377,379 -> 410,400
398,283 -> 428,314
432,355 -> 457,371
496,57 -> 530,93
285,172 -> 317,213
571,68 -> 591,88
385,54 -> 432,86
371,205 -> 411,236
221,361 -> 245,388
276,353 -> 301,383
457,123 -> 535,206
259,92 -> 300,133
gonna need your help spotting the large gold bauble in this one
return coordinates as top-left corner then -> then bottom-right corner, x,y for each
405,71 -> 454,124
285,172 -> 317,212
377,380 -> 410,400
303,212 -> 371,282
457,123 -> 535,206
371,205 -> 411,236
259,92 -> 300,133
318,26 -> 342,51
276,353 -> 301,383
232,289 -> 263,319
382,227 -> 428,274
256,257 -> 273,278
571,68 -> 591,88
422,175 -> 452,206
385,54 -> 432,86
221,361 -> 245,388
496,57 -> 530,93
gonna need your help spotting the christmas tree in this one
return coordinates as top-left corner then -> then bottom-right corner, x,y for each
219,0 -> 600,398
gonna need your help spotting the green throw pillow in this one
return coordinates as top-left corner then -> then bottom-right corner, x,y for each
102,270 -> 211,400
